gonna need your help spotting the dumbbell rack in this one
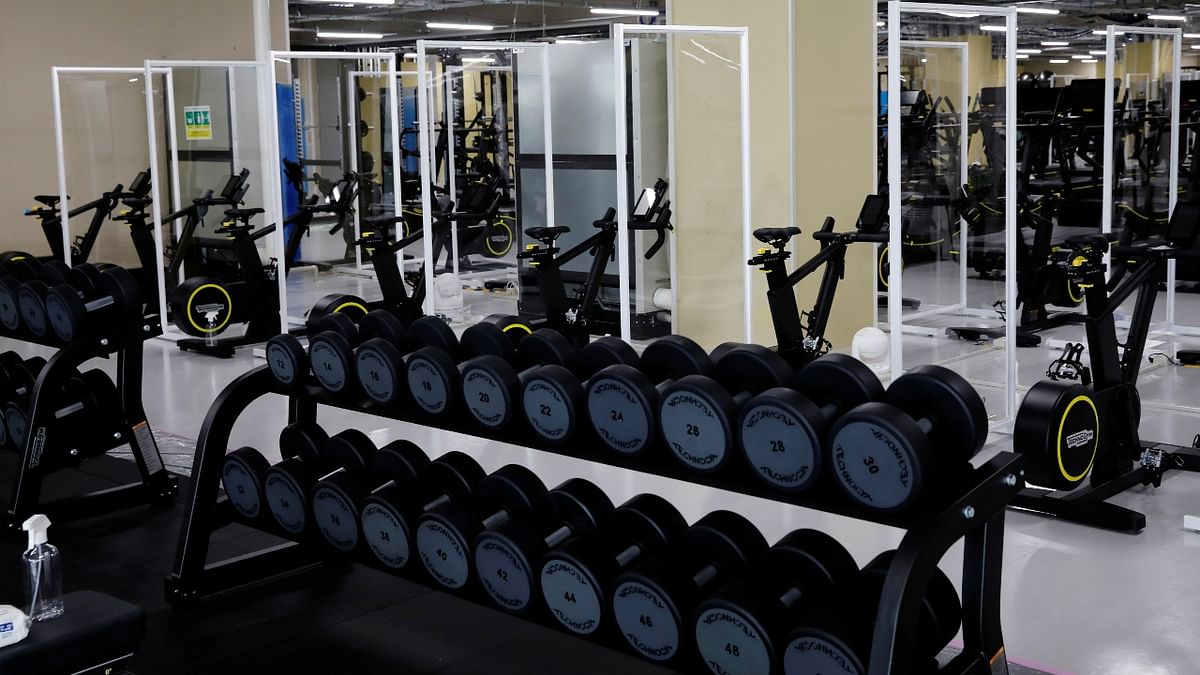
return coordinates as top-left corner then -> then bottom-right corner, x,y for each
168,365 -> 1025,675
1,312 -> 178,531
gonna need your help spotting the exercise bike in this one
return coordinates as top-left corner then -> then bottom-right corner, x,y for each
1010,201 -> 1200,533
169,206 -> 280,358
280,159 -> 360,274
19,170 -> 152,264
749,194 -> 890,370
517,179 -> 673,347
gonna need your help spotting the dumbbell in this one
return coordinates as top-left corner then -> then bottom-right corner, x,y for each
222,422 -> 330,524
739,354 -> 884,493
264,299 -> 377,388
456,328 -> 582,432
306,292 -> 370,328
358,450 -> 485,572
354,315 -> 459,410
0,257 -> 44,331
400,317 -> 528,418
828,365 -> 988,512
539,494 -> 687,637
2,369 -> 119,456
415,464 -> 547,591
307,311 -> 409,395
310,436 -> 429,553
585,335 -> 714,457
474,478 -> 613,615
16,262 -> 102,337
657,343 -> 793,474
43,266 -> 142,342
520,337 -> 640,444
611,510 -> 768,665
0,357 -> 53,411
692,529 -> 858,675
260,422 -> 342,536
781,550 -> 962,675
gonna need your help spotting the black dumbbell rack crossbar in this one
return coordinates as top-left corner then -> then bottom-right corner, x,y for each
2,312 -> 178,530
167,366 -> 1024,675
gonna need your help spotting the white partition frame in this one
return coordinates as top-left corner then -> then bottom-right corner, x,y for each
415,40 -> 554,316
144,59 -> 281,339
1103,26 -> 1197,337
52,66 -> 171,267
346,68 -> 417,272
887,2 -> 1018,422
613,24 -> 752,343
274,51 -> 403,281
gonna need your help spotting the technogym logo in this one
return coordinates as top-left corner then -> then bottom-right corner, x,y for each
1066,428 -> 1095,449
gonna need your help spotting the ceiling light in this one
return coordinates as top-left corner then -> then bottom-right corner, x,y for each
590,7 -> 660,16
936,11 -> 979,18
556,38 -> 586,44
980,25 -> 1009,32
128,77 -> 139,82
1092,30 -> 1126,36
427,21 -> 494,31
1049,58 -> 1069,63
329,2 -> 356,7
1071,54 -> 1090,59
403,52 -> 418,59
1081,59 -> 1097,63
1192,45 -> 1200,50
317,30 -> 384,39
1016,7 -> 1060,15
921,58 -> 928,63
1043,46 -> 1069,51
1017,54 -> 1030,59
1089,50 -> 1106,55
1186,33 -> 1200,38
1147,14 -> 1186,21
463,56 -> 496,64
877,21 -> 884,27
1041,41 -> 1069,46
1017,48 -> 1042,54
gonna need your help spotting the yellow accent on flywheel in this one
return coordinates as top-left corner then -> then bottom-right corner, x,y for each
333,301 -> 369,316
502,322 -> 532,335
187,283 -> 233,334
1057,395 -> 1099,482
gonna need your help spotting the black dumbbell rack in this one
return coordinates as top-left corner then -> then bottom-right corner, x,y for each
167,366 -> 1024,675
1,311 -> 178,531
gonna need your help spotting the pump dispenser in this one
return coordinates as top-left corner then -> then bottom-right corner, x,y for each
21,515 -> 63,621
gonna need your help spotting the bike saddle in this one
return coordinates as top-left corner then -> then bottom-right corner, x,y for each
753,226 -> 801,245
525,226 -> 570,241
225,207 -> 265,219
363,213 -> 407,226
1063,233 -> 1110,251
122,197 -> 153,209
33,195 -> 64,208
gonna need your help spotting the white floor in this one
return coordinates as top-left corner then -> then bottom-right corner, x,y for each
8,260 -> 1200,675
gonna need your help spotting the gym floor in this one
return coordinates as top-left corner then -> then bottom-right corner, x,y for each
4,261 -> 1200,674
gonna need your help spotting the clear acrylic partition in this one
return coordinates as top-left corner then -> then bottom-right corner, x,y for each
270,52 -> 402,324
416,41 -> 550,324
887,2 -> 1018,424
53,68 -> 167,269
144,60 -> 282,338
613,25 -> 753,347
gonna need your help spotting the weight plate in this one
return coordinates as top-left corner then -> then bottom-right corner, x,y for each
887,365 -> 988,460
307,293 -> 368,329
1014,380 -> 1099,490
309,331 -> 354,393
612,580 -> 681,662
577,336 -> 639,375
278,422 -> 328,464
360,493 -> 415,570
359,310 -> 406,348
659,375 -> 736,473
18,283 -> 49,336
4,403 -> 28,448
541,557 -> 605,634
357,338 -> 405,406
521,364 -> 581,443
45,285 -> 87,342
408,316 -> 458,357
461,321 -> 514,360
222,448 -> 270,520
314,312 -> 357,341
416,511 -> 473,589
694,605 -> 772,675
514,329 -> 577,372
0,279 -> 22,331
404,346 -> 458,415
265,468 -> 310,535
460,355 -> 520,430
795,353 -> 885,409
782,631 -> 865,675
586,365 -> 657,456
475,531 -> 537,612
266,335 -> 307,387
711,343 -> 792,395
638,335 -> 711,383
312,480 -> 361,552
828,403 -> 930,512
739,388 -> 824,492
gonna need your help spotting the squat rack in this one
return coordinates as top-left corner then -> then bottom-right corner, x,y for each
167,365 -> 1023,675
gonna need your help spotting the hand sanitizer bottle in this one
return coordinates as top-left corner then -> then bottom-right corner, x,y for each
21,515 -> 63,621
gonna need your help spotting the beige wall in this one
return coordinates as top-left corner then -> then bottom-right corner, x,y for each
0,0 -> 288,264
668,0 -> 875,351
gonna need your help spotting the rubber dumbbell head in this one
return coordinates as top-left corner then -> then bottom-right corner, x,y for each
2,369 -> 116,452
659,343 -> 792,473
782,550 -> 962,675
585,335 -> 713,457
521,337 -> 639,444
359,451 -> 484,571
16,262 -> 96,337
475,478 -> 613,614
222,446 -> 273,521
415,464 -> 547,590
611,510 -> 768,664
262,422 -> 333,536
0,258 -> 44,331
400,318 -> 519,417
306,292 -> 369,329
355,315 -> 457,409
310,310 -> 407,394
540,494 -> 688,636
459,328 -> 578,431
44,266 -> 141,342
739,354 -> 884,493
1013,379 -> 1100,490
693,529 -> 858,675
828,365 -> 988,512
